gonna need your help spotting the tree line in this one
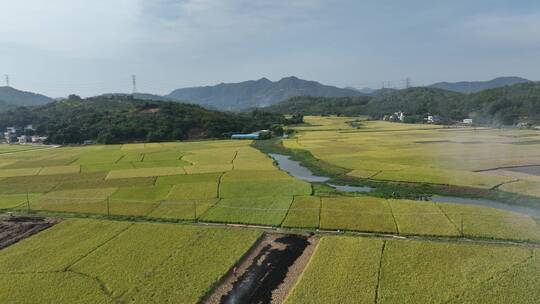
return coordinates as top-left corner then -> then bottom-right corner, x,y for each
0,95 -> 296,144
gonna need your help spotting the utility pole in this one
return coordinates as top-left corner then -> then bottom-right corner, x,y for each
132,75 -> 137,94
4,74 -> 9,87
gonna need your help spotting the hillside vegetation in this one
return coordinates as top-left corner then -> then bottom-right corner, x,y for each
429,76 -> 531,93
265,82 -> 540,125
0,86 -> 53,108
0,95 -> 287,144
166,76 -> 364,111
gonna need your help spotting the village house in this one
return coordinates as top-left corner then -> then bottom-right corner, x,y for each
4,127 -> 19,144
383,111 -> 406,122
426,114 -> 442,124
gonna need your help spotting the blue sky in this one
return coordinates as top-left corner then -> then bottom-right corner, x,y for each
1,0 -> 539,97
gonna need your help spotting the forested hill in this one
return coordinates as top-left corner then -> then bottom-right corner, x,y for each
264,82 -> 540,125
166,76 -> 364,111
429,76 -> 531,94
0,86 -> 54,109
0,95 -> 288,144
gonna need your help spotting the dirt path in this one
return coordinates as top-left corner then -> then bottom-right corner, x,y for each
204,233 -> 317,304
0,215 -> 59,249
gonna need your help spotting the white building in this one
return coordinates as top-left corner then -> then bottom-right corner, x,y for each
426,115 -> 441,124
463,118 -> 473,125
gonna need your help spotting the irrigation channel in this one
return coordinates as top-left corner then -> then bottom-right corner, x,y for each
204,233 -> 316,304
268,153 -> 540,218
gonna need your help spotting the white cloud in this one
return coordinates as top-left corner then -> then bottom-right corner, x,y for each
136,0 -> 323,46
454,12 -> 540,50
0,0 -> 138,57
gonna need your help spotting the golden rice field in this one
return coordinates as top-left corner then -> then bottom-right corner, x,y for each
1,133 -> 539,303
0,138 -> 539,241
286,235 -> 540,304
285,116 -> 540,197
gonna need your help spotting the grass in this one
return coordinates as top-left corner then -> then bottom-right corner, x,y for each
148,199 -> 218,220
281,196 -> 320,229
320,196 -> 397,233
446,248 -> 540,304
219,179 -> 311,198
1,138 -> 538,241
28,188 -> 117,214
124,227 -> 261,303
106,167 -> 186,179
282,116 -> 540,199
201,196 -> 294,226
285,236 -> 384,304
389,199 -> 460,236
0,219 -> 131,273
110,185 -> 172,202
156,173 -> 221,185
38,165 -> 80,175
378,239 -> 534,303
0,167 -> 40,178
0,272 -> 114,304
287,236 -> 538,304
438,203 -> 540,241
167,182 -> 218,200
0,218 -> 262,303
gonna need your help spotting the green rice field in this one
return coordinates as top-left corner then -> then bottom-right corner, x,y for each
285,116 -> 540,196
0,219 -> 261,303
286,235 -> 539,304
0,139 -> 538,241
1,126 -> 540,303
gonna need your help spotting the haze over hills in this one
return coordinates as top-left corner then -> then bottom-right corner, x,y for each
0,76 -> 536,113
265,82 -> 540,125
166,76 -> 365,111
428,76 -> 531,94
0,86 -> 54,108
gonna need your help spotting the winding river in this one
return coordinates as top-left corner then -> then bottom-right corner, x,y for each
269,153 -> 540,218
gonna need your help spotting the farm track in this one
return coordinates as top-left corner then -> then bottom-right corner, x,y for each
3,211 -> 539,249
0,145 -> 59,155
204,233 -> 317,304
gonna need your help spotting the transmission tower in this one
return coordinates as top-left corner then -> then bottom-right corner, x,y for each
132,75 -> 137,94
4,74 -> 9,87
405,77 -> 411,89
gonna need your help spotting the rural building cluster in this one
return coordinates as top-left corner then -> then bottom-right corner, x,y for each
3,126 -> 47,144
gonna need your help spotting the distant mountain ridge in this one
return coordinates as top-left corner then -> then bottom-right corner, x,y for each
165,76 -> 365,111
428,76 -> 531,93
0,86 -> 54,108
265,82 -> 540,125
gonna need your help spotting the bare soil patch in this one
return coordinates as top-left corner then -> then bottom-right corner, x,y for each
204,232 -> 317,304
0,215 -> 59,250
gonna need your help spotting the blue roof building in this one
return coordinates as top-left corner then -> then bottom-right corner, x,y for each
231,130 -> 270,140
231,133 -> 260,140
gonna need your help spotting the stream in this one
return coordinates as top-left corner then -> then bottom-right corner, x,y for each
268,153 -> 540,218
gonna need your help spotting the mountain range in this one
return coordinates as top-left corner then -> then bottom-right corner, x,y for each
428,77 -> 531,94
0,86 -> 54,110
165,76 -> 365,111
265,81 -> 540,125
0,76 -> 535,112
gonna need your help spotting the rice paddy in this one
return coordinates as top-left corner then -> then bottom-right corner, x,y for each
286,235 -> 539,304
287,116 -> 540,196
0,219 -> 261,303
1,129 -> 540,303
0,138 -> 537,241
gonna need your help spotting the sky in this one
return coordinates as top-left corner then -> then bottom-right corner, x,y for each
1,0 -> 540,97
